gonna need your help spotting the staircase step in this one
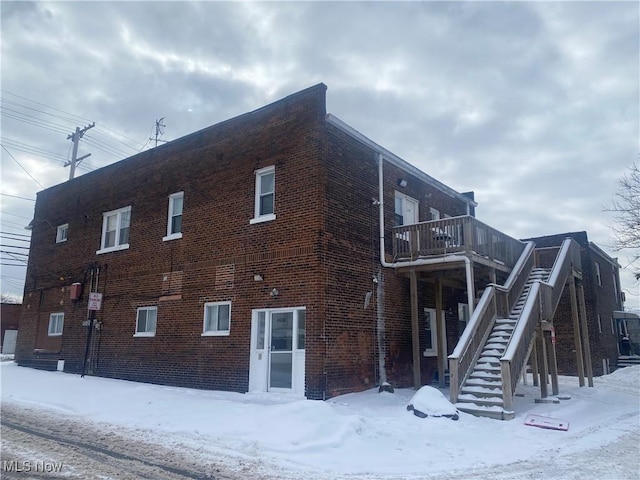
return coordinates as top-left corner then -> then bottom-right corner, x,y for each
467,377 -> 501,386
470,371 -> 501,379
478,355 -> 500,365
456,403 -> 515,420
496,318 -> 516,325
461,386 -> 503,397
457,393 -> 503,406
474,362 -> 500,372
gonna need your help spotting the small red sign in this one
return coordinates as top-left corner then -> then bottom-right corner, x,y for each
88,292 -> 103,311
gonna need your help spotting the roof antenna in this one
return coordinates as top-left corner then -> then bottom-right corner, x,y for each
150,117 -> 168,147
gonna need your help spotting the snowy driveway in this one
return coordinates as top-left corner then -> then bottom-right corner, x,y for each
1,362 -> 638,479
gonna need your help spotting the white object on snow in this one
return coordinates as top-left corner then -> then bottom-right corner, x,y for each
407,386 -> 459,419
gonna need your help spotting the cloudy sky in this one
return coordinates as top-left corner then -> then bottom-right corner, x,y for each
1,1 -> 638,308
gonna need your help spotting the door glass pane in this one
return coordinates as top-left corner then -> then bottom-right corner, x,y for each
297,310 -> 305,350
270,312 -> 293,389
257,312 -> 266,349
270,352 -> 292,388
271,312 -> 293,351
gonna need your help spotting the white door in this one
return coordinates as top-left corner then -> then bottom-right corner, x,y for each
2,330 -> 17,354
423,308 -> 446,357
249,308 -> 306,395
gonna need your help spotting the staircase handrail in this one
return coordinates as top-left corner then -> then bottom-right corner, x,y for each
448,241 -> 535,404
494,242 -> 536,317
449,286 -> 496,403
540,238 -> 581,319
500,238 -> 580,410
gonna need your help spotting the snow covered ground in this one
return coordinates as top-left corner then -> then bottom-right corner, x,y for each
1,361 -> 639,479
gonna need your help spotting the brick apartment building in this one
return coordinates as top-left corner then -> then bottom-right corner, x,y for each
15,84 -> 629,417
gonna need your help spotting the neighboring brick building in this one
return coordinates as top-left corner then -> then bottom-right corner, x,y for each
525,232 -> 625,375
1,302 -> 20,353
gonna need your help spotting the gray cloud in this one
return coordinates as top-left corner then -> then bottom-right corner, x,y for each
1,1 -> 637,305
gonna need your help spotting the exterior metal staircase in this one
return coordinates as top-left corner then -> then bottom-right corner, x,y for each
449,238 -> 581,420
455,268 -> 550,420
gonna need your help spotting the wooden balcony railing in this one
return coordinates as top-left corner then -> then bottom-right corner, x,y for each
393,216 -> 525,270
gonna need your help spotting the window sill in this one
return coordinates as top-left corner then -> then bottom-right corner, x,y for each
162,233 -> 183,242
48,333 -> 62,337
423,350 -> 437,357
133,332 -> 156,338
96,244 -> 130,255
249,214 -> 276,225
201,331 -> 230,337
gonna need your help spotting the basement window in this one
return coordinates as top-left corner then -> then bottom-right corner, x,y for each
56,224 -> 68,243
48,312 -> 64,336
97,206 -> 131,254
135,306 -> 157,337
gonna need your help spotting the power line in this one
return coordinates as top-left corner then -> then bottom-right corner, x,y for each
0,244 -> 30,250
1,144 -> 45,188
1,137 -> 70,162
1,90 -> 90,124
2,91 -> 147,152
0,193 -> 35,201
0,211 -> 32,221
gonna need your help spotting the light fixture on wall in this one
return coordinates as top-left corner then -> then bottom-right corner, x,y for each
270,288 -> 279,297
398,179 -> 408,188
253,274 -> 264,282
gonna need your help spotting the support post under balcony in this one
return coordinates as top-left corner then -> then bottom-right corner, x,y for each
436,279 -> 445,388
577,280 -> 594,387
569,278 -> 586,387
409,269 -> 421,389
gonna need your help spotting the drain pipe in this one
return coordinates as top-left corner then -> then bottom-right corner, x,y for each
376,153 -> 475,313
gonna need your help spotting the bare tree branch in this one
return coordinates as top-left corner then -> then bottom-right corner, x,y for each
605,161 -> 640,279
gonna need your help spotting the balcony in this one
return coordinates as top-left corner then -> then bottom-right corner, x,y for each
392,216 -> 525,272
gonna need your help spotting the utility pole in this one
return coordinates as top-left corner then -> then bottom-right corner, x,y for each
149,117 -> 168,148
64,123 -> 95,180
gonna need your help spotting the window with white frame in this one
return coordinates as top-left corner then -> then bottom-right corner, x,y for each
597,314 -> 602,333
423,308 -> 437,357
612,272 -> 618,302
163,192 -> 183,241
610,316 -> 615,335
56,224 -> 68,243
97,206 -> 131,254
135,306 -> 157,337
250,166 -> 276,224
202,301 -> 231,336
594,262 -> 602,286
430,207 -> 441,221
48,312 -> 64,336
458,302 -> 470,335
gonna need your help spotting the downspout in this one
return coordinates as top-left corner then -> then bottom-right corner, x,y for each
377,153 -> 475,313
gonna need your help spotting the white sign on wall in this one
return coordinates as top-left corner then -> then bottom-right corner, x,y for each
88,292 -> 103,311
